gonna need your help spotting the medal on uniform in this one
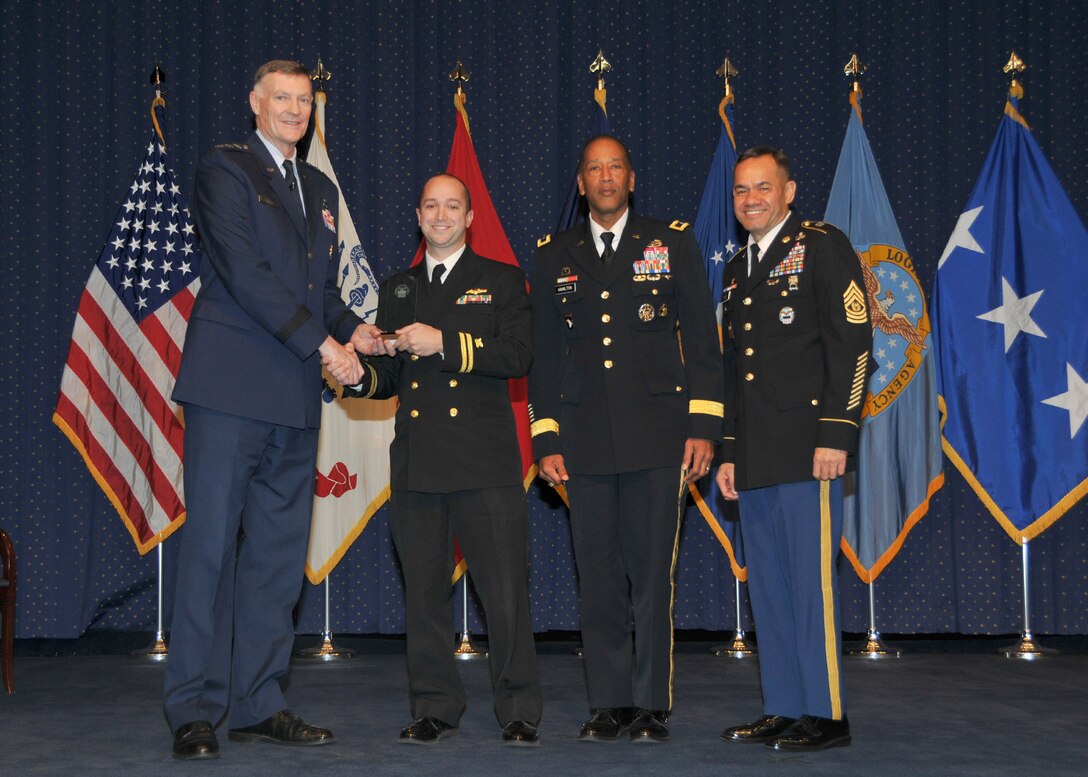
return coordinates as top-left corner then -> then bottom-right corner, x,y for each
638,303 -> 655,322
779,306 -> 795,325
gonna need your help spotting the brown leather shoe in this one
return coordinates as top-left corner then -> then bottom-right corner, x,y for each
578,707 -> 635,742
766,715 -> 851,750
721,714 -> 797,743
629,709 -> 669,743
228,709 -> 335,746
399,716 -> 459,745
172,720 -> 219,760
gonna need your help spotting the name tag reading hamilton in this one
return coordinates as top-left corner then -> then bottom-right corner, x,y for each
377,272 -> 418,339
555,274 -> 578,295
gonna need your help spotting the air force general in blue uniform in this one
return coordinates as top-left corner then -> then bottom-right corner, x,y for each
164,60 -> 366,761
716,148 -> 872,752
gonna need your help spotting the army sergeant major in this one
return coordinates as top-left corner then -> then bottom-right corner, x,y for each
529,135 -> 723,743
716,147 -> 872,751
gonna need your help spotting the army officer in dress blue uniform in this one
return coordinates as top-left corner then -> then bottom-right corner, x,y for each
166,60 -> 366,761
346,174 -> 542,748
716,147 -> 872,751
529,135 -> 724,744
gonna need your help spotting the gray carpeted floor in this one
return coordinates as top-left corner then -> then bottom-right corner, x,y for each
2,638 -> 1085,776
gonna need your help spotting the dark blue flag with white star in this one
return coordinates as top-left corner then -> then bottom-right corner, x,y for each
931,88 -> 1088,541
690,98 -> 745,577
555,90 -> 611,232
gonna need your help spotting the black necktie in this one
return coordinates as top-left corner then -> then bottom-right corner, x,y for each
601,231 -> 616,267
748,244 -> 761,277
282,160 -> 305,217
431,263 -> 446,286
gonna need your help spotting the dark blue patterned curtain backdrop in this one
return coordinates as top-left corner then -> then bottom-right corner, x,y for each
2,0 -> 1085,639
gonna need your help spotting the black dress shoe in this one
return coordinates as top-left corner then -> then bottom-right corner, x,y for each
501,720 -> 541,747
399,717 -> 459,745
578,707 -> 634,742
629,709 -> 670,743
721,714 -> 797,743
228,709 -> 335,746
766,715 -> 851,751
172,720 -> 219,760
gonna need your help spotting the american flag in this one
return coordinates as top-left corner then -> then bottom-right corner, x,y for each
53,118 -> 200,554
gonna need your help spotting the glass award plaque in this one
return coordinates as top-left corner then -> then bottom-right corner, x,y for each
378,272 -> 418,339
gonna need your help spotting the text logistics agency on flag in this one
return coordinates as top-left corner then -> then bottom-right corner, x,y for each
824,93 -> 943,582
54,127 -> 200,554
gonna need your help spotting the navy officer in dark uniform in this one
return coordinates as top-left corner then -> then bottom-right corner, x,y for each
716,147 -> 872,751
529,135 -> 723,743
346,174 -> 542,747
166,60 -> 366,760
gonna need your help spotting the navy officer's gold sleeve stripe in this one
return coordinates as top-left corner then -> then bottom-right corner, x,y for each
531,419 -> 559,437
354,362 -> 380,399
689,400 -> 725,417
457,331 -> 475,373
819,417 -> 859,428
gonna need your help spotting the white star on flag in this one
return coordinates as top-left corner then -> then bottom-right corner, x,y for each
938,205 -> 985,268
977,277 -> 1047,352
711,249 -> 723,265
1042,364 -> 1088,438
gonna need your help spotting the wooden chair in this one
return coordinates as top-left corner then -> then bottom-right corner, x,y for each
0,528 -> 14,693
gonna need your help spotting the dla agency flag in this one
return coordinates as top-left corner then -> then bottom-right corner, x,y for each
824,91 -> 944,582
932,86 -> 1088,542
555,84 -> 611,232
305,90 -> 395,584
54,105 -> 199,553
690,94 -> 746,579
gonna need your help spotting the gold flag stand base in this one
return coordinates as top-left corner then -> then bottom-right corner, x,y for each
711,629 -> 757,659
294,632 -> 355,662
847,629 -> 901,659
1001,632 -> 1057,661
453,630 -> 488,661
130,631 -> 169,662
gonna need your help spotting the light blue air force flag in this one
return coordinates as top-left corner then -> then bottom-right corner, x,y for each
931,91 -> 1088,542
691,99 -> 746,577
824,94 -> 944,582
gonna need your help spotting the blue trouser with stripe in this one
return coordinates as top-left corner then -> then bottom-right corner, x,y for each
739,478 -> 846,720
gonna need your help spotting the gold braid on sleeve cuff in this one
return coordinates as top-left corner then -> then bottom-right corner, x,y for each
456,332 -> 477,373
530,419 -> 559,437
358,362 -> 380,399
689,399 -> 725,418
